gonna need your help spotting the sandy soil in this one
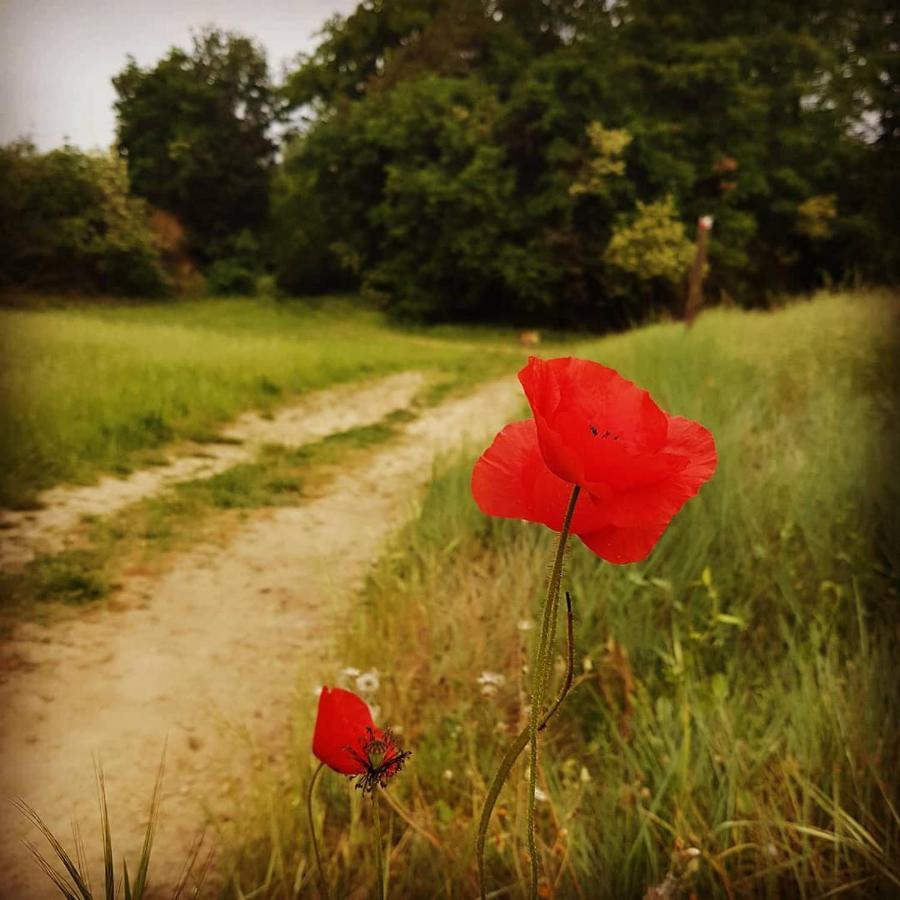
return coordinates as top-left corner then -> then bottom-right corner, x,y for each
0,373 -> 519,899
0,371 -> 425,573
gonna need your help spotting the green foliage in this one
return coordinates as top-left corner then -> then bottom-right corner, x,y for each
605,196 -> 696,285
0,142 -> 168,296
570,122 -> 633,197
795,194 -> 838,240
272,0 -> 898,325
113,28 -> 280,262
204,230 -> 260,296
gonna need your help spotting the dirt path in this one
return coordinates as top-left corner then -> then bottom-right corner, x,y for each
0,374 -> 519,898
0,371 -> 426,573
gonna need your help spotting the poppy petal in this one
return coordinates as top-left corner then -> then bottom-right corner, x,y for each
597,416 -> 717,528
471,419 -> 607,535
312,686 -> 374,775
577,520 -> 670,564
471,361 -> 717,565
519,357 -> 670,487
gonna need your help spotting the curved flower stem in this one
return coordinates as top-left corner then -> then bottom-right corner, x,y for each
373,793 -> 386,900
538,591 -> 576,732
475,487 -> 580,900
307,762 -> 329,900
527,485 -> 579,900
475,594 -> 579,897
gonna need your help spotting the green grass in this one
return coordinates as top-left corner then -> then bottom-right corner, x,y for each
0,296 -> 528,508
216,291 -> 900,898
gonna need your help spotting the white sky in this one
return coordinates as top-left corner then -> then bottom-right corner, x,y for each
0,0 -> 359,151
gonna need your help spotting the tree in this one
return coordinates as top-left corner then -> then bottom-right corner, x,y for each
275,0 -> 897,325
113,29 -> 281,262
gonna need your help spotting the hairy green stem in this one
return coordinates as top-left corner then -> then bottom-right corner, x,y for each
373,794 -> 386,900
527,485 -> 579,899
307,762 -> 329,900
475,487 -> 580,899
475,593 -> 579,896
538,591 -> 576,732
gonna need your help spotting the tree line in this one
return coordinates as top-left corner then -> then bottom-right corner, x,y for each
1,0 -> 896,326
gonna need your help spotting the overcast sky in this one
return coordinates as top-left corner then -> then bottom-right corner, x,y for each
0,0 -> 359,151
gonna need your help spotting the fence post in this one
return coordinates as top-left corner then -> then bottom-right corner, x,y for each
685,214 -> 713,326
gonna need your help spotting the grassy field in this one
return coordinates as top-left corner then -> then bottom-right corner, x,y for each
216,292 -> 900,898
0,296 -> 531,508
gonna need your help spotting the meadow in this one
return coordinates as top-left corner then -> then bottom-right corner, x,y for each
213,292 -> 900,898
1,291 -> 897,898
0,296 -> 528,509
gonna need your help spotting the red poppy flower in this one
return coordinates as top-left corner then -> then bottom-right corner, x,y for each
312,686 -> 410,793
472,357 -> 717,564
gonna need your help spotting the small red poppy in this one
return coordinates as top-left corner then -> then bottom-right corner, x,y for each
312,686 -> 410,793
472,357 -> 717,563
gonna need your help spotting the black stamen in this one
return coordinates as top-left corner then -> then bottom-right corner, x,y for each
343,727 -> 412,795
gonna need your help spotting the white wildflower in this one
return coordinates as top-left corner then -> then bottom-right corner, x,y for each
534,787 -> 548,803
355,669 -> 380,694
478,671 -> 505,697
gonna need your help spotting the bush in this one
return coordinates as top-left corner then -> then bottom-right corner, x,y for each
604,195 -> 695,285
205,258 -> 257,296
0,141 -> 169,296
204,230 -> 260,296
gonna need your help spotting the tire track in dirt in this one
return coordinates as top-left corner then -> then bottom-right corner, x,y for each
0,371 -> 426,573
0,374 -> 519,898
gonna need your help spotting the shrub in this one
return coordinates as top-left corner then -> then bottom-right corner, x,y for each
0,141 -> 169,297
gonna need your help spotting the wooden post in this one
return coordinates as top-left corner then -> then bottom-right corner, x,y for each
685,214 -> 713,326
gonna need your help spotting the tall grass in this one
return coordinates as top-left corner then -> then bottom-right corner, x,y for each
0,297 -> 523,507
218,291 -> 899,898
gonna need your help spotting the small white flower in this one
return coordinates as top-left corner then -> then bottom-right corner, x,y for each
312,684 -> 324,698
582,656 -> 594,673
517,619 -> 533,632
339,666 -> 361,679
579,766 -> 591,783
478,671 -> 505,697
534,787 -> 548,803
442,769 -> 454,782
685,847 -> 701,858
355,670 -> 380,694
